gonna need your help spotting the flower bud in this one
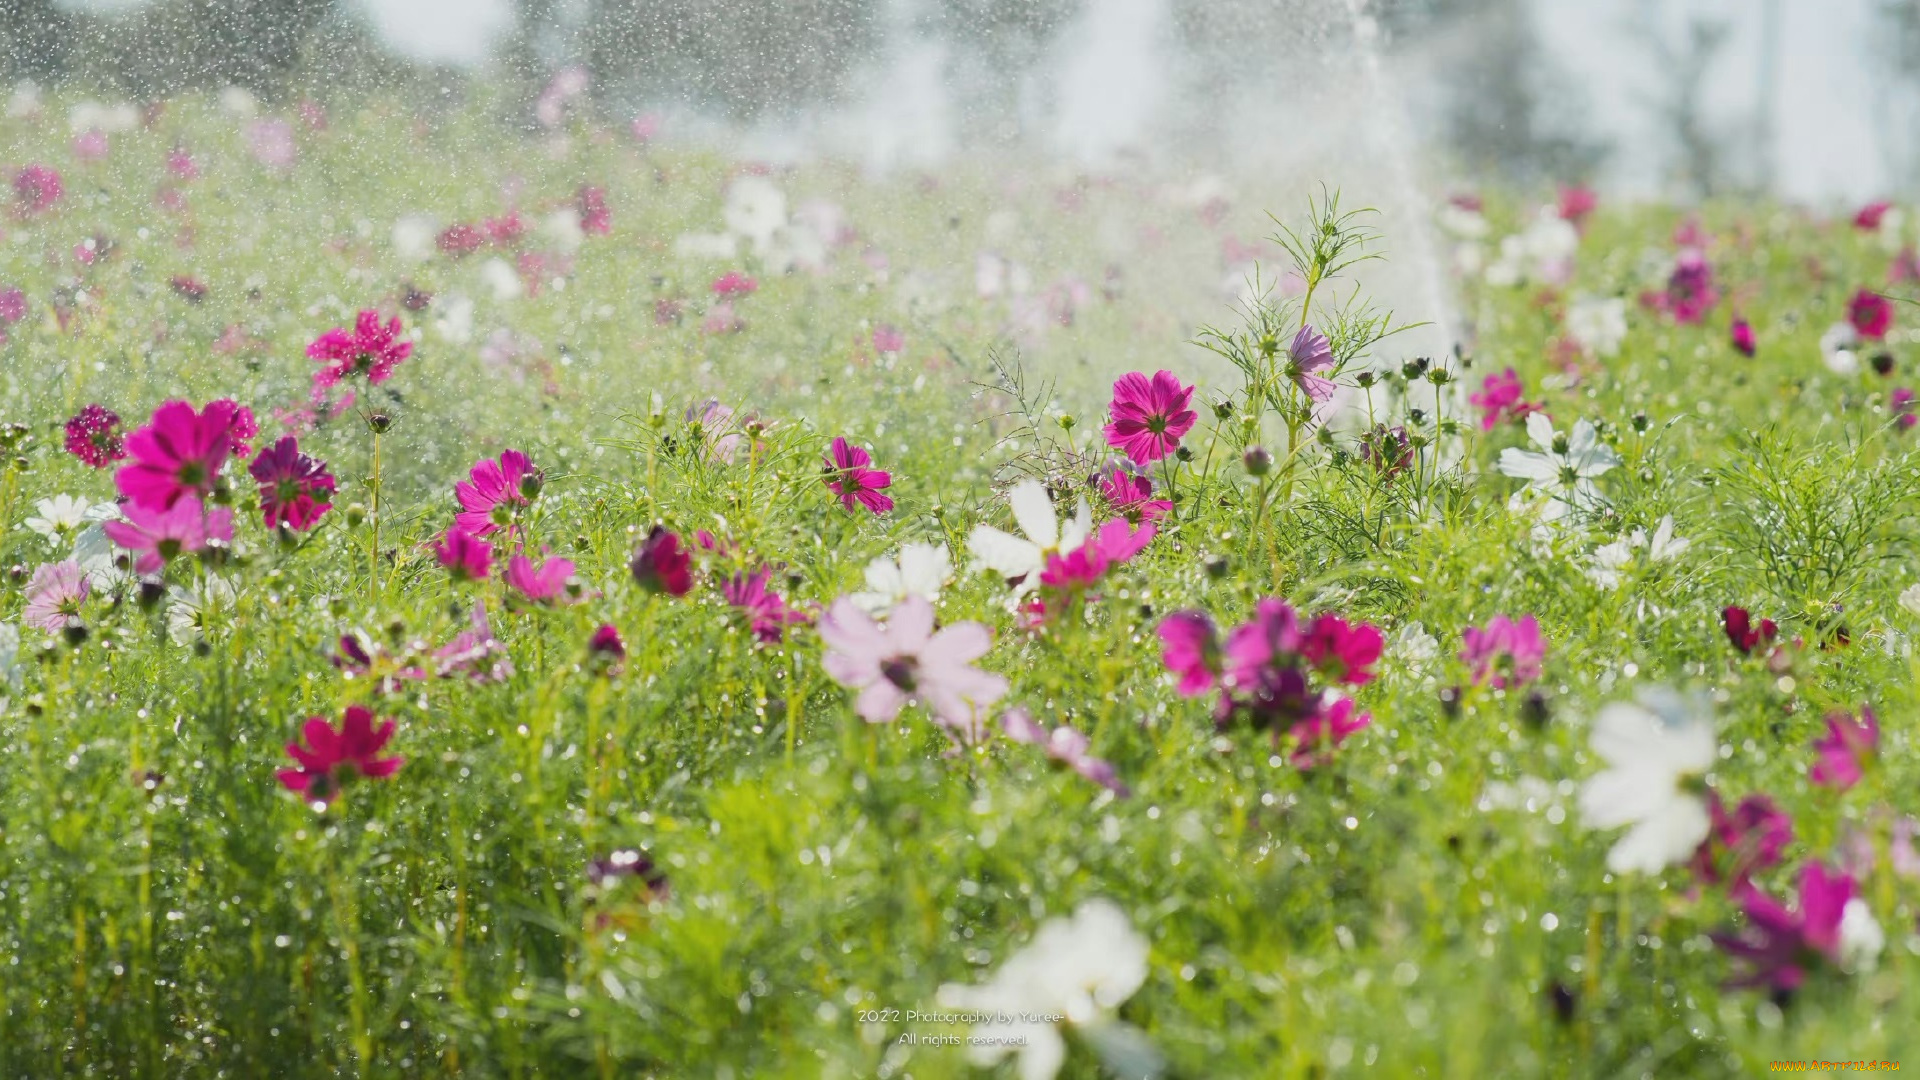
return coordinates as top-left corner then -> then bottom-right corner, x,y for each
1243,445 -> 1272,476
518,470 -> 544,500
1212,397 -> 1234,420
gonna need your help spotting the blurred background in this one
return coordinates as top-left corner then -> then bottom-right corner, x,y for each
2,0 -> 1917,204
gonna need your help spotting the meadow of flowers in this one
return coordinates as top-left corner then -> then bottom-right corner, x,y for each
2,83 -> 1919,1078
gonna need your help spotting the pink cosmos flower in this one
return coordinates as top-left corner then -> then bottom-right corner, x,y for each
115,399 -> 244,510
12,164 -> 62,216
818,595 -> 1008,738
1689,793 -> 1791,890
505,553 -> 579,604
1000,708 -> 1129,795
435,602 -> 513,682
1222,598 -> 1304,689
1286,697 -> 1371,770
1459,614 -> 1546,689
1713,862 -> 1856,992
276,705 -> 403,803
1103,369 -> 1197,463
71,130 -> 109,162
711,271 -> 758,296
1810,705 -> 1879,791
701,301 -> 742,335
1359,424 -> 1414,476
1469,368 -> 1537,431
22,560 -> 89,633
684,400 -> 768,463
1893,388 -> 1918,431
307,310 -> 413,388
1557,185 -> 1597,226
1722,606 -> 1779,655
216,399 -> 259,458
332,634 -> 426,693
1285,325 -> 1337,404
1158,611 -> 1220,696
871,324 -> 905,354
101,497 -> 234,574
823,437 -> 894,515
1098,463 -> 1172,525
1299,614 -> 1384,686
438,223 -> 484,258
1854,202 -> 1892,230
1730,317 -> 1757,357
631,113 -> 661,142
166,147 -> 199,180
248,436 -> 335,531
577,185 -> 611,235
435,526 -> 492,582
64,404 -> 126,467
484,211 -> 526,247
1037,518 -> 1155,595
588,624 -> 626,664
454,450 -> 540,536
0,285 -> 24,324
1892,247 -> 1920,286
630,526 -> 693,596
722,570 -> 809,643
1849,288 -> 1893,340
245,119 -> 297,171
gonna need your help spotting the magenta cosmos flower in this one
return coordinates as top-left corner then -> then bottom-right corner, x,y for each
1103,370 -> 1197,464
1158,612 -> 1221,695
1459,614 -> 1546,689
308,310 -> 413,388
1722,605 -> 1779,655
64,404 -> 127,468
277,704 -> 404,804
711,271 -> 758,296
1713,861 -> 1856,992
1849,288 -> 1893,340
248,436 -> 335,531
1284,325 -> 1337,404
23,560 -> 89,633
1810,705 -> 1879,791
12,164 -> 62,216
1299,614 -> 1385,686
823,437 -> 894,515
505,553 -> 579,604
577,185 -> 611,235
454,449 -> 540,537
630,526 -> 693,596
1286,697 -> 1371,770
435,526 -> 492,582
1689,793 -> 1791,891
818,594 -> 1008,739
115,399 -> 246,510
1469,368 -> 1537,431
1730,317 -> 1757,357
1557,185 -> 1597,226
722,569 -> 809,643
1854,201 -> 1892,230
1037,518 -> 1155,594
1000,707 -> 1129,796
1099,463 -> 1172,525
102,498 -> 234,574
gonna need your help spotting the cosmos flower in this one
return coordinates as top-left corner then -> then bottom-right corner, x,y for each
434,601 -> 513,683
1849,288 -> 1893,340
1721,606 -> 1778,655
822,437 -> 894,515
1689,793 -> 1791,890
722,570 -> 808,643
1577,688 -> 1717,875
1283,325 -> 1337,405
1659,249 -> 1718,324
968,480 -> 1093,596
308,310 -> 413,388
115,399 -> 245,510
1157,611 -> 1220,696
1893,388 -> 1918,431
630,526 -> 693,596
1468,368 -> 1537,431
819,595 -> 1008,738
1459,614 -> 1546,689
1285,697 -> 1371,770
438,223 -> 484,258
22,560 -> 89,634
849,542 -> 951,615
1103,369 -> 1196,463
1000,708 -> 1130,796
63,404 -> 126,467
1730,317 -> 1757,357
12,163 -> 61,215
871,324 -> 905,354
435,526 -> 492,582
576,185 -> 611,235
245,119 -> 296,171
165,575 -> 237,646
683,399 -> 767,464
710,271 -> 758,296
454,449 -> 540,537
1496,413 -> 1620,521
1557,185 -> 1597,225
1299,614 -> 1385,686
23,494 -> 115,547
1854,201 -> 1892,230
1097,463 -> 1172,525
248,437 -> 335,531
586,624 -> 625,667
505,553 -> 579,604
1809,705 -> 1879,791
276,705 -> 403,804
586,848 -> 669,899
1586,516 -> 1690,589
101,497 -> 233,574
1036,518 -> 1155,596
935,898 -> 1156,1080
1713,862 -> 1874,991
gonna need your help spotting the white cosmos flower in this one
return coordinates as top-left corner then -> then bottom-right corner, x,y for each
1821,321 -> 1861,375
390,214 -> 438,262
167,576 -> 238,647
967,480 -> 1092,597
674,231 -> 738,261
434,293 -> 475,344
722,175 -> 788,251
1566,294 -> 1629,358
935,898 -> 1158,1080
1900,583 -> 1920,618
1497,413 -> 1621,522
479,257 -> 522,302
541,208 -> 584,254
24,495 -> 116,547
1484,208 -> 1578,287
1586,515 -> 1689,588
1839,898 -> 1886,973
1578,688 -> 1717,874
1385,621 -> 1440,675
850,541 -> 952,615
71,519 -> 131,590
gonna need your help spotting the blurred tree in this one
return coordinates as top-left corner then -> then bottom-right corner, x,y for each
581,0 -> 880,120
1628,8 -> 1736,199
0,0 -> 72,84
916,0 -> 1077,143
1874,0 -> 1920,189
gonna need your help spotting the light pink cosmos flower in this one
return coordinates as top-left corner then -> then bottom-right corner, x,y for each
1810,705 -> 1879,791
115,399 -> 244,510
1103,370 -> 1196,463
1285,325 -> 1337,404
871,324 -> 905,354
818,595 -> 1008,738
245,119 -> 297,171
1000,708 -> 1130,796
722,570 -> 809,644
276,705 -> 403,804
505,553 -> 579,604
823,436 -> 893,515
435,526 -> 492,582
1459,614 -> 1546,689
248,436 -> 335,531
102,498 -> 233,574
307,310 -> 412,388
435,602 -> 513,682
23,560 -> 89,633
454,450 -> 540,537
